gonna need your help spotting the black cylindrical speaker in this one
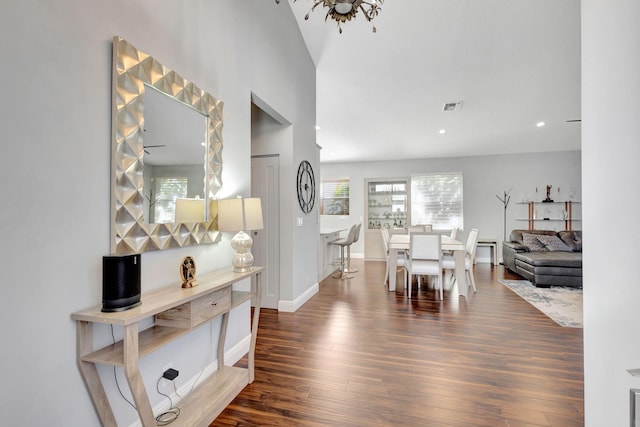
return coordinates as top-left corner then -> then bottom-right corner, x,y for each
102,253 -> 141,312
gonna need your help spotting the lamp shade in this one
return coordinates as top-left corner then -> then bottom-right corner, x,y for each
217,198 -> 243,232
218,197 -> 263,232
175,198 -> 205,223
243,198 -> 264,231
217,197 -> 263,272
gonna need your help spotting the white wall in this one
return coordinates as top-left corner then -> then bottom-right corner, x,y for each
0,1 -> 315,426
249,35 -> 319,307
321,150 -> 581,262
583,0 -> 640,425
246,3 -> 319,307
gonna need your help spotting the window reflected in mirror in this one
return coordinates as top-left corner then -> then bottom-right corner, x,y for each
142,84 -> 207,224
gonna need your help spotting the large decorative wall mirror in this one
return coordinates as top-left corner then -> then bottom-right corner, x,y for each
111,36 -> 223,254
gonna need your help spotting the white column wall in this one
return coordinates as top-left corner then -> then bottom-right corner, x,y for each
582,0 -> 640,425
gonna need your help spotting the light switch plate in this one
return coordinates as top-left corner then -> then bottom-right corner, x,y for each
296,217 -> 303,226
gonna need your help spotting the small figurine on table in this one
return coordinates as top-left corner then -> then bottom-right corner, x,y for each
180,256 -> 199,288
542,185 -> 554,203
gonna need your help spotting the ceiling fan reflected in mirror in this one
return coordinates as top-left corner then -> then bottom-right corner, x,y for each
143,144 -> 166,155
566,119 -> 581,123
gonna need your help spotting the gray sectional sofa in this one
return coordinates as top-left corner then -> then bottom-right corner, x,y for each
502,229 -> 582,288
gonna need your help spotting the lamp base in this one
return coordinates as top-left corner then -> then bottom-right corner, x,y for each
230,230 -> 255,273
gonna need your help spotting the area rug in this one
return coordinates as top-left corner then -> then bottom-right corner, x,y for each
499,279 -> 583,328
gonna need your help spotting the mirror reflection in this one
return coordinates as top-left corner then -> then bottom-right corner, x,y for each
142,84 -> 208,224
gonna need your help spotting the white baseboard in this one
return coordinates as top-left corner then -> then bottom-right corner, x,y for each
475,256 -> 502,264
278,281 -> 319,312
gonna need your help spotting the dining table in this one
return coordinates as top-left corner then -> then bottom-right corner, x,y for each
387,233 -> 470,298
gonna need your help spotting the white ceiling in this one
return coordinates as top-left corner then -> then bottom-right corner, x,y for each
283,0 -> 581,163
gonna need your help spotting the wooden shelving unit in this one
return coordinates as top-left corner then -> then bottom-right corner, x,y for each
72,266 -> 263,427
516,201 -> 580,230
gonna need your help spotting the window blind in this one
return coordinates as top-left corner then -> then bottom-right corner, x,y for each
155,177 -> 188,223
410,172 -> 463,230
321,178 -> 350,215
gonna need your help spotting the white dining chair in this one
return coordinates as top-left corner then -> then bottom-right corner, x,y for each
443,227 -> 460,280
408,224 -> 433,233
406,232 -> 443,300
442,228 -> 479,293
381,228 -> 407,289
450,227 -> 459,240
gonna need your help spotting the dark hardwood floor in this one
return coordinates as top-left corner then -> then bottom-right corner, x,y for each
212,261 -> 584,427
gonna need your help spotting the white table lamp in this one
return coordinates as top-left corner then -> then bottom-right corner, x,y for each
217,197 -> 263,272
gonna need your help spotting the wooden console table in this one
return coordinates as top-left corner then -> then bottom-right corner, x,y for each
72,266 -> 263,427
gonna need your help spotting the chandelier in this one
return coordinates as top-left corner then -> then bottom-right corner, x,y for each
276,0 -> 384,33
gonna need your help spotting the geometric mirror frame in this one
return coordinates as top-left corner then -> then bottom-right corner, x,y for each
111,36 -> 223,254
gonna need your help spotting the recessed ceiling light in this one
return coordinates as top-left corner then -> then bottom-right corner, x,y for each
439,129 -> 447,134
536,121 -> 546,127
329,151 -> 337,155
315,125 -> 321,131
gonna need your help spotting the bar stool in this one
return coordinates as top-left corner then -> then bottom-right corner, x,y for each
330,224 -> 358,279
345,223 -> 361,273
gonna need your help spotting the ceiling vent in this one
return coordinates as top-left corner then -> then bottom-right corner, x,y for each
442,101 -> 463,112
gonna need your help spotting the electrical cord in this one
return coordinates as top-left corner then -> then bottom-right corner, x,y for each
155,377 -> 180,425
173,382 -> 183,399
114,366 -> 137,410
111,326 -> 137,411
169,321 -> 212,410
110,327 -> 181,424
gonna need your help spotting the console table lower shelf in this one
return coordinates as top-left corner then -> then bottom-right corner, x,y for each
72,266 -> 263,427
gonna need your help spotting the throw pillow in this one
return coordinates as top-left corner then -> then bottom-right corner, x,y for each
536,234 -> 572,252
573,235 -> 582,252
558,230 -> 582,252
522,233 -> 548,251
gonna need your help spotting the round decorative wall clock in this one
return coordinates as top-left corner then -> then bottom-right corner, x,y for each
296,160 -> 316,214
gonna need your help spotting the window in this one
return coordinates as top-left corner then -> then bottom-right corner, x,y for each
154,177 -> 188,223
321,178 -> 350,215
411,172 -> 463,230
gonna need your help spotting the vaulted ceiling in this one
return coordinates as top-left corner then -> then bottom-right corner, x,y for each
284,0 -> 581,163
